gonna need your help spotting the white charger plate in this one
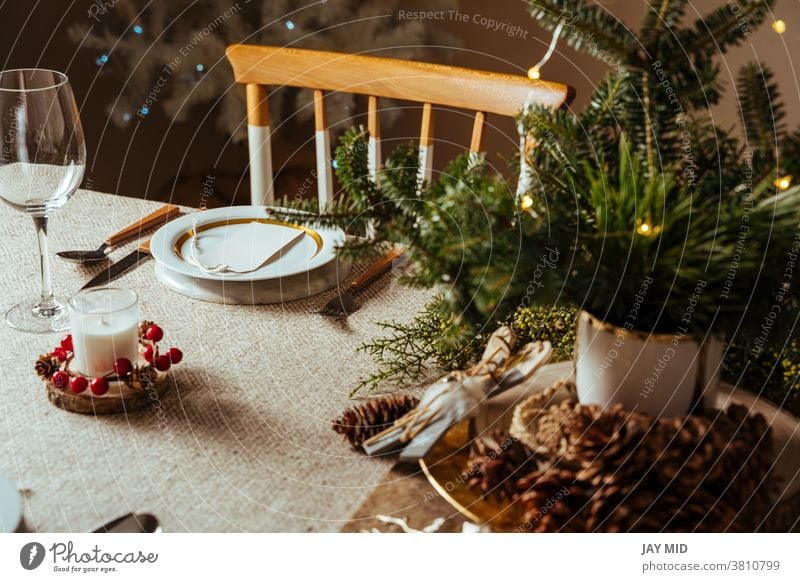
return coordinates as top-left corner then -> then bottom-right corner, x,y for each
150,206 -> 351,304
0,472 -> 22,533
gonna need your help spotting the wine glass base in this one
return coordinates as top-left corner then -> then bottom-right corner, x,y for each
6,299 -> 70,334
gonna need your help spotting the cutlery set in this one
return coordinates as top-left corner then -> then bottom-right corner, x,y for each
57,204 -> 181,263
61,204 -> 402,316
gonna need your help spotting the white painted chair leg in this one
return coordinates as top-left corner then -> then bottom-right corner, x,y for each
316,129 -> 334,210
248,124 -> 274,206
417,144 -> 433,195
368,135 -> 382,182
365,135 -> 382,239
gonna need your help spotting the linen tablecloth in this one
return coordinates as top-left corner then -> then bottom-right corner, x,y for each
0,190 -> 431,532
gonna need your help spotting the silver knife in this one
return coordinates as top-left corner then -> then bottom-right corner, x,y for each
81,240 -> 152,290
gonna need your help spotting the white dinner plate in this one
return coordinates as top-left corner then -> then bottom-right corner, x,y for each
0,472 -> 22,533
150,206 -> 351,304
150,206 -> 345,282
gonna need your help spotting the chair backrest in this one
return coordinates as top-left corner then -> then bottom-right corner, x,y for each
225,44 -> 573,208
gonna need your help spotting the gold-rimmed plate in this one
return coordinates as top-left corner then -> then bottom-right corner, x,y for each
150,206 -> 351,304
150,206 -> 345,283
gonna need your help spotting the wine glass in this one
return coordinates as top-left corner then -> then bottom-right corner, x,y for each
0,69 -> 85,333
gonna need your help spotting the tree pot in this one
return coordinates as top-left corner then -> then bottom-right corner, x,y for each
574,310 -> 723,417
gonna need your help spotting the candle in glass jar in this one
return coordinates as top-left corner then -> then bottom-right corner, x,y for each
68,288 -> 139,378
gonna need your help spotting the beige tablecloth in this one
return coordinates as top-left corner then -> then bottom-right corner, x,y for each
0,190 -> 431,532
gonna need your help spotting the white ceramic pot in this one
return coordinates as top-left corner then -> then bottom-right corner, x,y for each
574,311 -> 723,417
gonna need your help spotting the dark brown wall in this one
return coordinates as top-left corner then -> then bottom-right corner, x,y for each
1,1 -> 797,207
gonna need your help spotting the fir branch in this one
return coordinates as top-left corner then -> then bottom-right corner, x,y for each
527,0 -> 637,62
354,299 -> 458,395
682,0 -> 775,57
737,62 -> 786,166
641,0 -> 689,46
335,126 -> 379,210
782,130 -> 800,178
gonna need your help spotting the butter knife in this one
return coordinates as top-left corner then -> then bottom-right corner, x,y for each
81,240 -> 152,290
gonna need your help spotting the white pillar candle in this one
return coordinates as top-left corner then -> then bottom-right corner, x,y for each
68,288 -> 140,378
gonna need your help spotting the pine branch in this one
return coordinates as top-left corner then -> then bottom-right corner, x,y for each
334,126 -> 379,210
781,130 -> 800,178
737,62 -> 786,166
641,0 -> 689,46
681,0 -> 775,57
527,0 -> 638,62
354,299 -> 457,395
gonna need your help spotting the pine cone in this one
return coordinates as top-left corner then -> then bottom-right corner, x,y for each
129,365 -> 158,391
517,467 -> 587,532
566,403 -> 653,485
332,394 -> 419,448
466,433 -> 535,500
35,354 -> 59,379
465,381 -> 776,532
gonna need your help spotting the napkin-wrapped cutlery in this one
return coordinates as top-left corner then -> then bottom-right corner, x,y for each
362,327 -> 553,462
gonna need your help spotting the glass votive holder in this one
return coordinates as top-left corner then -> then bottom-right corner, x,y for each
68,287 -> 140,378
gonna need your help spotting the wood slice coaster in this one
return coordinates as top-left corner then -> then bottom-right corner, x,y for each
45,372 -> 172,415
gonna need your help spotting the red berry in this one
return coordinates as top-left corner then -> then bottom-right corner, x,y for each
167,347 -> 183,364
70,376 -> 88,394
90,377 -> 109,396
51,347 -> 68,362
60,334 -> 73,352
146,325 -> 164,342
113,357 -> 133,376
52,371 -> 70,390
143,345 -> 155,364
154,354 -> 171,372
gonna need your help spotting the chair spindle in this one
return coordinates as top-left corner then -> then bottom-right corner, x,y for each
418,102 -> 435,194
246,83 -> 274,206
314,89 -> 334,210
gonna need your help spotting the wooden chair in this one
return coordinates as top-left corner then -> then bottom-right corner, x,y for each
225,45 -> 573,208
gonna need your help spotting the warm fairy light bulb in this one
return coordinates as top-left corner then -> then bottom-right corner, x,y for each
636,221 -> 661,236
520,194 -> 534,210
775,175 -> 793,190
528,66 -> 541,80
772,19 -> 787,34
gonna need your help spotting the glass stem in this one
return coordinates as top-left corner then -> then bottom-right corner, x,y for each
32,214 -> 58,312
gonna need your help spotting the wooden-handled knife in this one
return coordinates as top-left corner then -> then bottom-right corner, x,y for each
81,240 -> 153,291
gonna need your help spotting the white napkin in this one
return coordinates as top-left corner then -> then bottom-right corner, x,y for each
186,215 -> 306,274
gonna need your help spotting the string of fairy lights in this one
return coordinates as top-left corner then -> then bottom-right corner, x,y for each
769,18 -> 792,192
520,15 -> 794,213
